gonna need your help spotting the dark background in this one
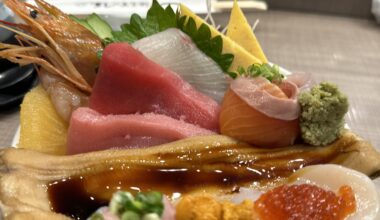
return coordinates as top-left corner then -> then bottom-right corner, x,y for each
266,0 -> 373,17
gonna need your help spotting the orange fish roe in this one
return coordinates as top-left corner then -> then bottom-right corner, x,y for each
254,184 -> 356,220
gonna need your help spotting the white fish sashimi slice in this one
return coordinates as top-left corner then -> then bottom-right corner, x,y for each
132,28 -> 228,103
291,164 -> 380,220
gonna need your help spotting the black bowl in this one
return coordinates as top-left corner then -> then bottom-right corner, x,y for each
0,65 -> 38,109
0,64 -> 35,89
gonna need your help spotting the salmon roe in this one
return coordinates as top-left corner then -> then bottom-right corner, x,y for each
254,184 -> 356,220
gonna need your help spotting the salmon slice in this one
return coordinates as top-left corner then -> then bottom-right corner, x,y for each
229,77 -> 300,121
220,77 -> 299,148
257,78 -> 288,99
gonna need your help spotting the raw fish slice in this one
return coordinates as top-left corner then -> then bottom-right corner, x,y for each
67,108 -> 215,154
89,43 -> 220,131
132,28 -> 228,103
286,73 -> 315,91
230,77 -> 300,120
220,88 -> 299,148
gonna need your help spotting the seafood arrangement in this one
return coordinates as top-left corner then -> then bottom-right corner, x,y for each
0,0 -> 379,219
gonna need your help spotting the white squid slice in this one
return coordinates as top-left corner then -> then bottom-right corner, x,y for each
132,28 -> 228,103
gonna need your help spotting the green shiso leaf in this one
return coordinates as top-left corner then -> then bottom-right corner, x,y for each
73,0 -> 235,72
177,16 -> 234,72
111,0 -> 177,43
107,0 -> 234,73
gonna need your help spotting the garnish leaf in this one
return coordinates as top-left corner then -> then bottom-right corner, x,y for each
230,63 -> 284,82
178,16 -> 234,72
111,0 -> 177,43
69,15 -> 96,35
80,0 -> 234,72
69,14 -> 113,43
108,0 -> 234,72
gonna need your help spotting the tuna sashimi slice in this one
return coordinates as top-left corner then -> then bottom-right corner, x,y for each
89,43 -> 220,131
132,28 -> 228,103
67,108 -> 215,155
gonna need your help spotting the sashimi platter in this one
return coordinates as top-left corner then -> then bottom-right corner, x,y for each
1,0 -> 380,219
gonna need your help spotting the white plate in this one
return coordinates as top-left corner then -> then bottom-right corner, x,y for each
11,126 -> 20,147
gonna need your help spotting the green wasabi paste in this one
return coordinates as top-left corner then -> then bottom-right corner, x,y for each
298,82 -> 349,146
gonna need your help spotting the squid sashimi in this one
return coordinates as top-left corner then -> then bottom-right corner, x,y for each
220,77 -> 299,148
89,43 -> 220,131
67,108 -> 215,155
132,28 -> 228,103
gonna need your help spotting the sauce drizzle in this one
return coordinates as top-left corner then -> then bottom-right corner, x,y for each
48,165 -> 289,219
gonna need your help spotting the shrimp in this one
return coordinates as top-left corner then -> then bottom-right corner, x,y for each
0,0 -> 104,121
39,69 -> 89,122
0,0 -> 103,91
0,40 -> 90,122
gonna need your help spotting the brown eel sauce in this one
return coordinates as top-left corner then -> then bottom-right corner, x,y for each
48,166 -> 281,219
48,145 -> 342,219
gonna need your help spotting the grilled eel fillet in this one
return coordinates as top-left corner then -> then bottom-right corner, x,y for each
0,131 -> 379,219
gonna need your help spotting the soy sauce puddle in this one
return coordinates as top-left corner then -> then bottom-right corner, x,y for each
48,166 -> 280,219
48,177 -> 108,220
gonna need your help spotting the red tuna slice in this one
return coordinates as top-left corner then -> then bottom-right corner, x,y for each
89,43 -> 220,131
67,107 -> 215,154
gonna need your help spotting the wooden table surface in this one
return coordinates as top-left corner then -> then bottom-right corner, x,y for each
1,10 -> 380,149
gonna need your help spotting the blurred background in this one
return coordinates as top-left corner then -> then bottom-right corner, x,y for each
0,0 -> 380,148
18,0 -> 380,27
19,0 -> 380,17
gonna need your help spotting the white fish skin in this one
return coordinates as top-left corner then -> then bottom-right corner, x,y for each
132,28 -> 228,103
